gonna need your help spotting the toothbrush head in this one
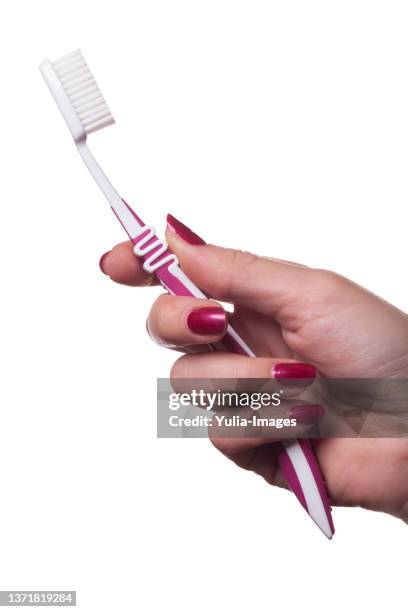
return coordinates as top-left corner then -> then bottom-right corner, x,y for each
40,49 -> 114,144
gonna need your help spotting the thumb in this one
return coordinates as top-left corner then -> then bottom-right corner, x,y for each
165,214 -> 408,379
166,213 -> 330,325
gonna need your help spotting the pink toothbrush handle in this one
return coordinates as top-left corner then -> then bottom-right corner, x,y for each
117,201 -> 334,538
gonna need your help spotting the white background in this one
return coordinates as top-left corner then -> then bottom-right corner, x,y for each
1,1 -> 407,610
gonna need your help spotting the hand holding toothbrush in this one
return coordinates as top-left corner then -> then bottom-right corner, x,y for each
100,215 -> 408,525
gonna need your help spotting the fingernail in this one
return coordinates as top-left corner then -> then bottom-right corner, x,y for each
187,307 -> 226,335
272,362 -> 317,380
167,213 -> 206,245
289,404 -> 325,424
99,251 -> 111,274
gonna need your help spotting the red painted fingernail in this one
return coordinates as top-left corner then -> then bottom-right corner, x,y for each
289,404 -> 325,424
167,213 -> 206,245
99,251 -> 111,274
187,307 -> 226,335
272,362 -> 317,380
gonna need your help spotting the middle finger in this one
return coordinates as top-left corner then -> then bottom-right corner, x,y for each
147,294 -> 227,349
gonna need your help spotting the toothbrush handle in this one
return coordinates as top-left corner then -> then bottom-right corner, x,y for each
120,202 -> 334,537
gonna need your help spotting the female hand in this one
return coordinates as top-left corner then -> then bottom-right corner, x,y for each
99,214 -> 408,523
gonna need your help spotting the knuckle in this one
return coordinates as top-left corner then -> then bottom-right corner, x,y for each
151,293 -> 172,313
170,354 -> 190,380
231,249 -> 259,271
224,249 -> 259,295
311,268 -> 346,294
149,294 -> 173,335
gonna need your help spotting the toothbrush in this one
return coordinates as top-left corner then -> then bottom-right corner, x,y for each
40,49 -> 334,539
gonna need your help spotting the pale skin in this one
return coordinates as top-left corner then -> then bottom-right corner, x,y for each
100,226 -> 408,523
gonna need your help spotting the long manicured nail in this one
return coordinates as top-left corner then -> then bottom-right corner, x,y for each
187,306 -> 226,335
99,251 -> 111,274
289,404 -> 325,424
167,213 -> 206,245
273,362 -> 317,380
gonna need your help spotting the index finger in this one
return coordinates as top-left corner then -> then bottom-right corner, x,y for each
99,240 -> 159,287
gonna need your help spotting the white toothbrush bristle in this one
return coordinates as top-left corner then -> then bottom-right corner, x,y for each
52,49 -> 114,135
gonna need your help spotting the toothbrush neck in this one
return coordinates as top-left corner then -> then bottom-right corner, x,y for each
76,141 -> 146,240
77,141 -> 122,207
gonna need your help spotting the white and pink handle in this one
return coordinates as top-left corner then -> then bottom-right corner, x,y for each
114,200 -> 334,538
